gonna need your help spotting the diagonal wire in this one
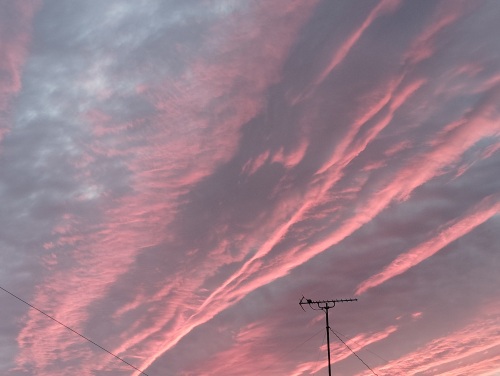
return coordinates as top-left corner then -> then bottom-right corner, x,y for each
0,285 -> 149,376
283,327 -> 325,357
330,328 -> 379,376
260,327 -> 324,374
331,327 -> 389,363
316,329 -> 327,365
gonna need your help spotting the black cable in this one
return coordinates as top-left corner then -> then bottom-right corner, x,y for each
331,328 -> 389,363
0,285 -> 149,376
316,329 -> 327,364
260,327 -> 324,373
285,327 -> 325,356
330,328 -> 378,376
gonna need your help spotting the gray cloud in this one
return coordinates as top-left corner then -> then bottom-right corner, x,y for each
0,1 -> 499,375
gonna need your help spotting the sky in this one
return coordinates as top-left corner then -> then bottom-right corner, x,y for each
0,0 -> 499,375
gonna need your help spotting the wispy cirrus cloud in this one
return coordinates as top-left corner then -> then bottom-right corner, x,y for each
357,310 -> 500,375
0,1 -> 40,142
356,194 -> 500,295
0,1 -> 499,375
12,1 -> 320,374
298,0 -> 401,102
289,325 -> 398,376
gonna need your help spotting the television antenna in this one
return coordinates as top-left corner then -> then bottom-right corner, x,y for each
299,297 -> 357,376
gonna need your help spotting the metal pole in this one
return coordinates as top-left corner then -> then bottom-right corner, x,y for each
325,306 -> 332,376
299,297 -> 357,376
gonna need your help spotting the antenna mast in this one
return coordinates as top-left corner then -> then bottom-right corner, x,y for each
300,297 -> 357,376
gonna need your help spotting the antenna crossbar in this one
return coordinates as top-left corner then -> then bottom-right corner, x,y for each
299,297 -> 357,311
300,296 -> 357,376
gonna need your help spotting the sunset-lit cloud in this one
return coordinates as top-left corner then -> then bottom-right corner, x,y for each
0,1 -> 40,142
0,1 -> 499,375
356,194 -> 500,295
357,310 -> 500,375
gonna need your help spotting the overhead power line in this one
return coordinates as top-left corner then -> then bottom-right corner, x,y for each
0,284 -> 149,376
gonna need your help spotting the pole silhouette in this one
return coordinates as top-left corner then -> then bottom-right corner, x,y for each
300,297 -> 357,375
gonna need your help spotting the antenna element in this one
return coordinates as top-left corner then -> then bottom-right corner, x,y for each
300,297 -> 357,376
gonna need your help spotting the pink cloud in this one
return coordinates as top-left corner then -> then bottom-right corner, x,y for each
218,78 -> 427,288
0,1 -> 40,142
186,321 -> 398,376
383,140 -> 412,157
357,311 -> 500,375
356,194 -> 500,295
242,150 -> 270,176
443,354 -> 500,376
182,321 -> 281,375
127,77 -> 497,375
271,139 -> 309,169
362,160 -> 386,172
481,142 -> 500,159
404,2 -> 469,65
105,17 -> 500,376
292,0 -> 401,104
316,74 -> 408,175
290,325 -> 398,376
314,0 -> 400,86
167,83 -> 500,366
13,2 -> 322,375
8,2 -> 499,375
